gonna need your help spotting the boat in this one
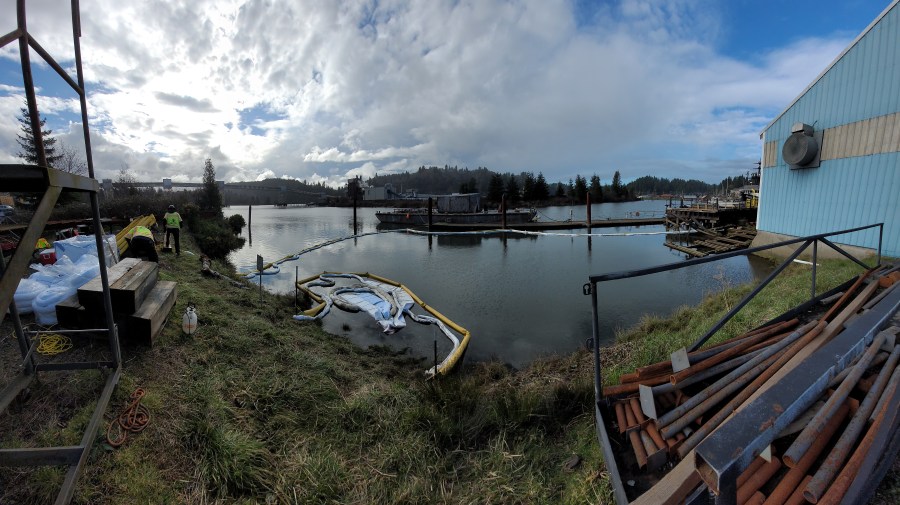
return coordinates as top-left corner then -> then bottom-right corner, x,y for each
375,193 -> 537,226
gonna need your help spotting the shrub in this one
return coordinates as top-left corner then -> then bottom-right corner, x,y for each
227,214 -> 246,234
181,203 -> 201,230
193,217 -> 245,259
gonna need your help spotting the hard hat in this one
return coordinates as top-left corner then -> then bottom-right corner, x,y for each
168,205 -> 175,211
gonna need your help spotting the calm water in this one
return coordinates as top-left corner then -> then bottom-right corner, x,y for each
227,201 -> 772,369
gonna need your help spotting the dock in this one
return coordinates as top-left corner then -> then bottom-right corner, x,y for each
664,226 -> 758,257
426,217 -> 664,231
664,206 -> 756,230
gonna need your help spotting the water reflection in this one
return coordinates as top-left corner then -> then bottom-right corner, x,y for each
228,202 -> 773,369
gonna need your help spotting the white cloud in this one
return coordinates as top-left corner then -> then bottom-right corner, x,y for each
0,0 -> 860,187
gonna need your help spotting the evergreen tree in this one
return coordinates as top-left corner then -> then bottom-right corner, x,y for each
589,174 -> 602,203
200,158 -> 223,211
534,172 -> 550,201
16,105 -> 63,167
612,170 -> 623,197
505,176 -> 520,204
487,174 -> 505,203
574,175 -> 588,203
521,172 -> 536,201
555,182 -> 565,198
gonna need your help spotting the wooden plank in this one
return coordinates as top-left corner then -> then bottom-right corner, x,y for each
77,258 -> 140,309
124,281 -> 176,347
109,260 -> 158,314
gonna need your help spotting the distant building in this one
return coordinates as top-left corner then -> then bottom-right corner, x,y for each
754,0 -> 899,258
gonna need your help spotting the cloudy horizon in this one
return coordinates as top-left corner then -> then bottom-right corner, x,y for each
0,0 -> 892,188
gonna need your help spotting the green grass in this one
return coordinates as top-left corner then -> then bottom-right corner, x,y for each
0,232 -> 888,504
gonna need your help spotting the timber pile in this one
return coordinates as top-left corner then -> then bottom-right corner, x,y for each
56,258 -> 177,346
602,264 -> 900,504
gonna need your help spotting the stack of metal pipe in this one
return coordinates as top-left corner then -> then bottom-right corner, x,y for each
605,264 -> 900,504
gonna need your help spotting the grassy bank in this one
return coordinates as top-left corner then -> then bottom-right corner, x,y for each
0,233 -> 894,504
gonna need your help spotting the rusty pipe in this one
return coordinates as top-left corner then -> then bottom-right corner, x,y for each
662,352 -> 780,439
804,345 -> 900,503
629,429 -> 648,468
762,404 -> 849,505
645,421 -> 667,450
784,475 -> 813,505
820,269 -> 878,323
678,320 -> 826,459
737,458 -> 781,505
657,321 -> 818,432
614,401 -> 627,434
670,320 -> 798,384
630,398 -> 646,424
746,491 -> 766,505
737,456 -> 767,488
783,330 -> 888,467
624,400 -> 638,431
634,320 -> 798,379
659,321 -> 817,440
602,373 -> 670,396
816,364 -> 900,505
650,348 -> 766,396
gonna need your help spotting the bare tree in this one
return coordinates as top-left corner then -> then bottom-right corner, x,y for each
55,142 -> 88,176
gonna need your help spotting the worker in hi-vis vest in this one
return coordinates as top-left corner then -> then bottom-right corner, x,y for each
163,204 -> 183,256
124,225 -> 158,262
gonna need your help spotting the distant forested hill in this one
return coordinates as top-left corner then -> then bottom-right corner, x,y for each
627,175 -> 754,196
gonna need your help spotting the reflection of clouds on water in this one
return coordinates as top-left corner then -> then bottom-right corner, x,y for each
228,203 -> 772,368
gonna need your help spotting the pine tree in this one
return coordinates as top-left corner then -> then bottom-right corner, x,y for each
505,176 -> 520,204
612,170 -> 623,198
16,105 -> 63,167
534,172 -> 550,201
555,182 -> 565,198
522,172 -> 536,201
487,174 -> 505,203
574,175 -> 588,203
201,158 -> 223,211
589,174 -> 602,203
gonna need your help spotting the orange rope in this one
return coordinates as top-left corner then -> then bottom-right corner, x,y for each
106,388 -> 150,448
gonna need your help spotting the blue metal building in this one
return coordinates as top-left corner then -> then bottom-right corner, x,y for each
756,0 -> 900,258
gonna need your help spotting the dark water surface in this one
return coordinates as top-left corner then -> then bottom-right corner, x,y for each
227,202 -> 772,369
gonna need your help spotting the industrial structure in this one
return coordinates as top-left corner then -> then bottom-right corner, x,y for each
754,0 -> 900,258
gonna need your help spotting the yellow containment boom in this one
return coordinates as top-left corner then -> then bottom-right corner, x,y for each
295,272 -> 471,377
116,214 -> 157,256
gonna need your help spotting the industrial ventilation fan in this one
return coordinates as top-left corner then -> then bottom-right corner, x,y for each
782,122 -> 822,169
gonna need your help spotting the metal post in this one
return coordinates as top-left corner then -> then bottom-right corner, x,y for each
586,192 -> 592,229
811,240 -> 818,302
352,192 -> 358,235
248,204 -> 252,228
427,197 -> 433,231
501,193 -> 507,229
590,282 -> 602,401
877,223 -> 883,266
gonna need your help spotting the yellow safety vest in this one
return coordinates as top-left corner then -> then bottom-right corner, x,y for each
164,212 -> 182,229
126,226 -> 153,241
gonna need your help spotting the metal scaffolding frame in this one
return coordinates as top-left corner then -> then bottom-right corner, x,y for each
0,1 -> 122,504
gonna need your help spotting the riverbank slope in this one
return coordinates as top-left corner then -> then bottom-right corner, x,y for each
0,232 -> 895,503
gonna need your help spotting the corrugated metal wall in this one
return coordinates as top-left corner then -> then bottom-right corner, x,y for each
758,3 -> 900,257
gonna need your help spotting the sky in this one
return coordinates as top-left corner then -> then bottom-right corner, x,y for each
0,0 -> 893,188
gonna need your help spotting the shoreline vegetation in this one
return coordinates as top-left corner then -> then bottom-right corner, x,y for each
1,231 -> 897,503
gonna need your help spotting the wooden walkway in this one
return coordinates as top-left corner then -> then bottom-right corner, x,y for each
428,217 -> 664,231
664,226 -> 758,257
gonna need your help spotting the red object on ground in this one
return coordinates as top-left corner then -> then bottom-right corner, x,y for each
38,248 -> 56,265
